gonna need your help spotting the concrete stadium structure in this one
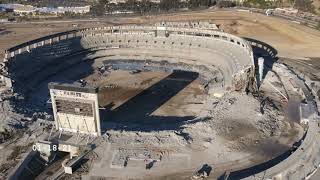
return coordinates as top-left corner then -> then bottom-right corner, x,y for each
1,24 -> 255,94
1,23 -> 320,179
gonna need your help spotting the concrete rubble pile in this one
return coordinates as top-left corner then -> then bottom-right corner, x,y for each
102,91 -> 287,159
0,91 -> 53,143
0,96 -> 24,141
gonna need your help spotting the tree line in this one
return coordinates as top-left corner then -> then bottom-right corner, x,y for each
91,0 -> 238,16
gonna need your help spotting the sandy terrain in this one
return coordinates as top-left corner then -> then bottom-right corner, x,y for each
133,10 -> 320,58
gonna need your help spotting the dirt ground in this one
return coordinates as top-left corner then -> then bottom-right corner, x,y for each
93,70 -> 205,119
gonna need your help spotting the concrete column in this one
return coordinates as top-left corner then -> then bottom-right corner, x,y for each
41,41 -> 45,46
49,89 -> 59,130
26,45 -> 30,52
4,53 -> 9,62
94,93 -> 101,136
4,77 -> 12,88
18,48 -> 22,54
258,57 -> 264,85
49,38 -> 53,44
10,51 -> 15,58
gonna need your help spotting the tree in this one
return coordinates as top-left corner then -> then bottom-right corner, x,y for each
217,1 -> 236,8
125,0 -> 137,11
139,0 -> 153,14
188,0 -> 214,9
242,0 -> 272,9
159,0 -> 180,11
294,0 -> 315,13
188,0 -> 200,9
100,0 -> 110,9
200,0 -> 213,7
91,0 -> 110,16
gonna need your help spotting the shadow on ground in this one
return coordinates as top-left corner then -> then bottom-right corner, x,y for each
100,70 -> 199,132
243,37 -> 279,85
7,37 -> 95,115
